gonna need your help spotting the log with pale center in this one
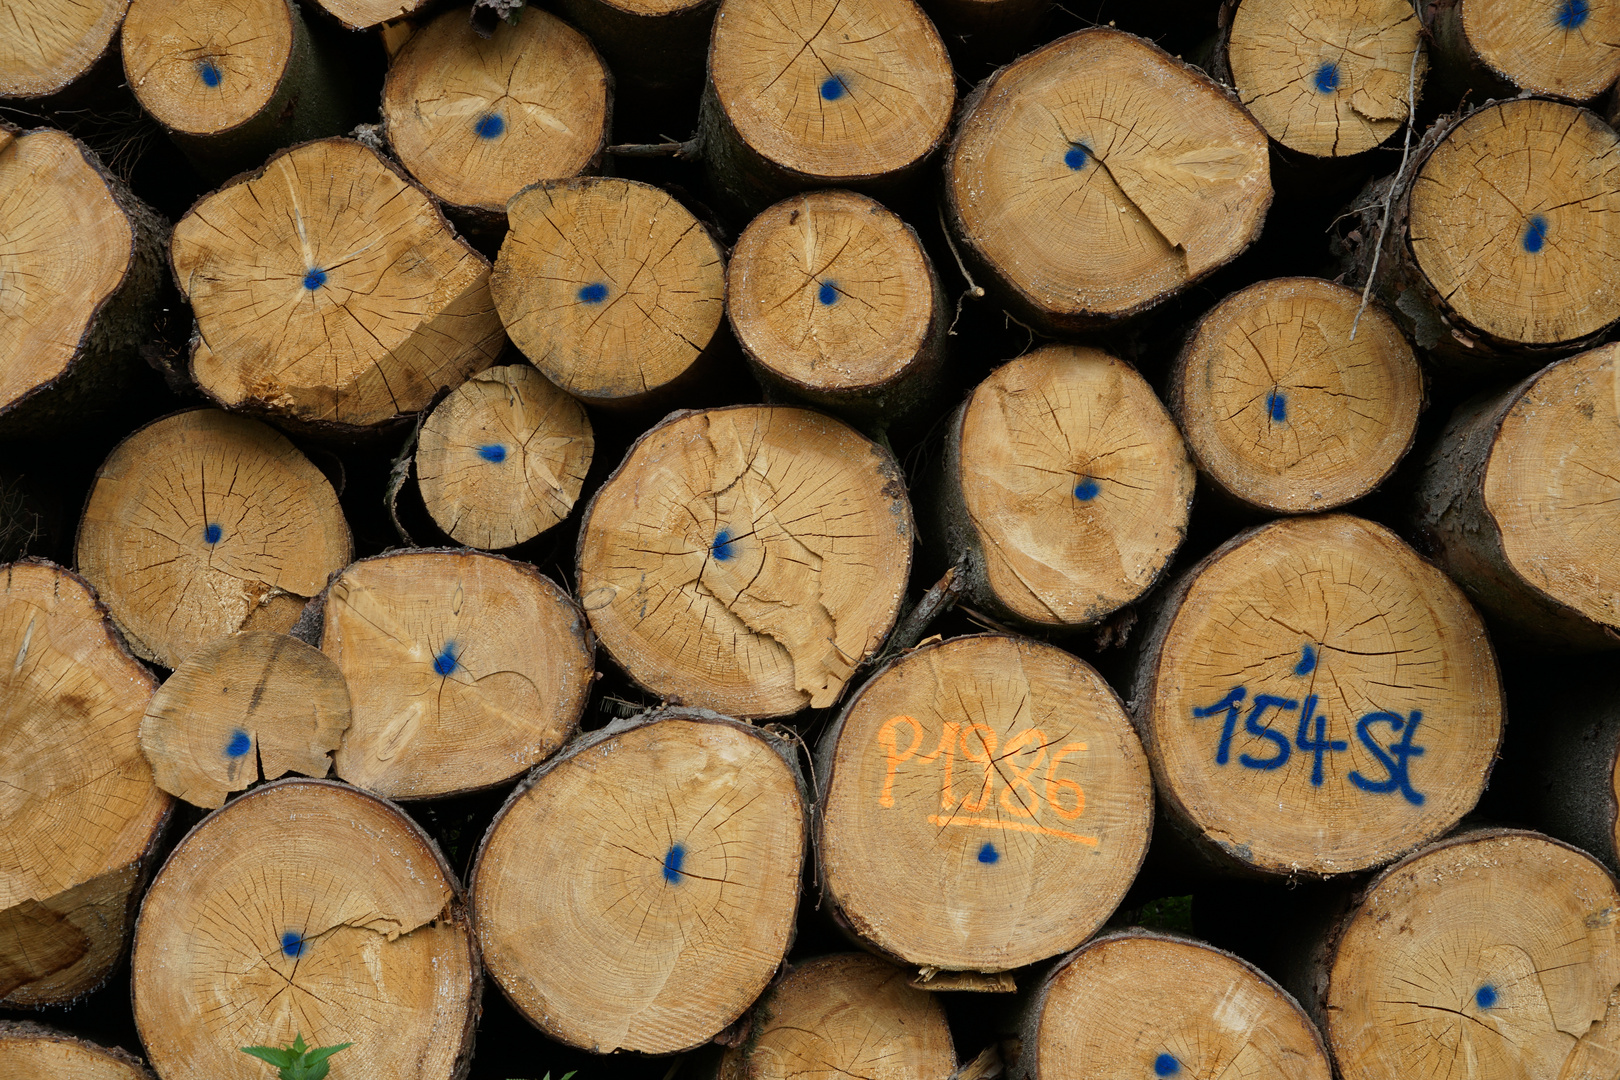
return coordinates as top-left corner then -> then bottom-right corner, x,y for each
1428,0 -> 1620,102
415,364 -> 594,550
76,409 -> 352,670
1171,278 -> 1422,513
319,549 -> 593,800
817,635 -> 1153,972
131,779 -> 477,1080
1132,514 -> 1503,876
0,562 -> 171,1007
0,1023 -> 154,1080
472,710 -> 806,1054
0,0 -> 127,98
576,405 -> 912,718
170,137 -> 505,433
945,27 -> 1272,331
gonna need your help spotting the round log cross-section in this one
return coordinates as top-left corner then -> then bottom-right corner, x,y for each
0,0 -> 127,99
817,635 -> 1153,972
946,27 -> 1272,332
76,409 -> 352,670
577,405 -> 912,718
132,779 -> 478,1080
1131,514 -> 1504,876
1427,0 -> 1620,102
0,1023 -> 154,1080
472,709 -> 807,1054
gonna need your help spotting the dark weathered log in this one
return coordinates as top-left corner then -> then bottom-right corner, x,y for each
553,0 -> 713,116
1520,665 -> 1620,875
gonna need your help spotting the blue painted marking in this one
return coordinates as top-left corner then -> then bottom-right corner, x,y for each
303,268 -> 326,290
1524,215 -> 1549,253
1294,644 -> 1317,675
1476,984 -> 1498,1008
1154,1054 -> 1180,1077
820,76 -> 846,101
1267,390 -> 1288,423
204,522 -> 223,545
280,931 -> 304,958
198,59 -> 222,88
477,444 -> 507,463
1348,710 -> 1427,805
226,729 -> 251,758
1558,0 -> 1589,28
578,282 -> 608,304
1065,144 -> 1089,171
712,528 -> 736,561
663,844 -> 685,883
1295,695 -> 1348,786
977,842 -> 999,864
1313,62 -> 1341,94
818,281 -> 838,305
1074,477 -> 1100,501
433,643 -> 458,677
472,112 -> 505,139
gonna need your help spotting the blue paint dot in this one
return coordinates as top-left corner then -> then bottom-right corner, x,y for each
1295,644 -> 1317,675
203,522 -> 223,545
663,844 -> 685,883
817,281 -> 838,305
280,931 -> 304,958
302,268 -> 326,290
1314,62 -> 1341,94
1154,1054 -> 1180,1077
477,444 -> 507,463
820,76 -> 846,100
977,842 -> 999,864
1074,477 -> 1100,501
1523,215 -> 1549,253
578,282 -> 608,304
1267,389 -> 1288,422
433,644 -> 458,676
197,59 -> 222,88
1065,144 -> 1089,171
226,728 -> 251,758
712,528 -> 736,561
1476,984 -> 1498,1008
472,111 -> 505,139
1558,0 -> 1589,28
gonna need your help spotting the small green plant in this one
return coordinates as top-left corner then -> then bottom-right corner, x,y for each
240,1033 -> 353,1080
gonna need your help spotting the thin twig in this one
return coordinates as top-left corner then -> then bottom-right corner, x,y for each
938,203 -> 985,334
606,137 -> 701,159
1350,42 -> 1422,341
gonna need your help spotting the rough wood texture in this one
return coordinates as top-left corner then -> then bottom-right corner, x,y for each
492,178 -> 726,410
1170,277 -> 1423,514
1522,666 -> 1620,875
727,190 -> 947,425
171,137 -> 506,435
700,0 -> 955,214
945,28 -> 1272,332
552,0 -> 714,103
317,548 -> 593,800
76,408 -> 352,670
937,345 -> 1195,631
1414,341 -> 1620,650
1423,0 -> 1620,105
1011,932 -> 1332,1080
577,405 -> 913,718
816,635 -> 1153,974
1319,829 -> 1620,1079
382,6 -> 610,224
0,1022 -> 154,1079
472,708 -> 807,1054
310,0 -> 426,31
0,561 -> 171,1006
1131,514 -> 1503,877
132,778 -> 478,1080
415,364 -> 594,550
0,127 -> 168,437
139,631 -> 350,809
0,0 -> 128,98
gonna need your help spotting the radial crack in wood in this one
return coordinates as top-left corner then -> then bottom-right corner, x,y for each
1428,0 -> 1620,102
0,0 -> 128,98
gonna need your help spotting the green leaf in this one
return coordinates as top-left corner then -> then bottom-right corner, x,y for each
291,1034 -> 309,1056
304,1042 -> 353,1066
241,1045 -> 297,1069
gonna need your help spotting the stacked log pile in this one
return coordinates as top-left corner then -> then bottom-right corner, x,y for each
2,0 -> 1618,1078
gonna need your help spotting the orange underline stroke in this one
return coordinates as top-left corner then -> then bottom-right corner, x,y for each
927,815 -> 1099,846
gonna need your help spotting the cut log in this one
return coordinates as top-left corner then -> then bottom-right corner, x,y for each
1170,277 -> 1424,514
726,190 -> 947,425
310,0 -> 427,31
1424,0 -> 1620,105
139,631 -> 350,809
1414,341 -> 1620,650
131,778 -> 478,1080
0,560 -> 171,1006
491,178 -> 726,411
1130,513 -> 1503,877
120,0 -> 350,178
937,345 -> 1195,632
0,1022 -> 154,1080
381,5 -> 610,226
1317,829 -> 1620,1079
471,708 -> 806,1054
1348,97 -> 1620,370
170,137 -> 506,435
1011,932 -> 1332,1080
317,548 -> 592,800
917,0 -> 1052,63
716,953 -> 956,1080
415,364 -> 595,550
551,0 -> 713,110
944,28 -> 1271,333
1521,666 -> 1620,874
76,408 -> 353,670
576,405 -> 913,718
0,0 -> 127,100
700,0 -> 955,214
816,634 -> 1153,974
0,127 -> 167,437
1216,0 -> 1425,158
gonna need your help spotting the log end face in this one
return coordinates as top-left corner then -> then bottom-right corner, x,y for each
0,0 -> 128,97
120,0 -> 294,136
